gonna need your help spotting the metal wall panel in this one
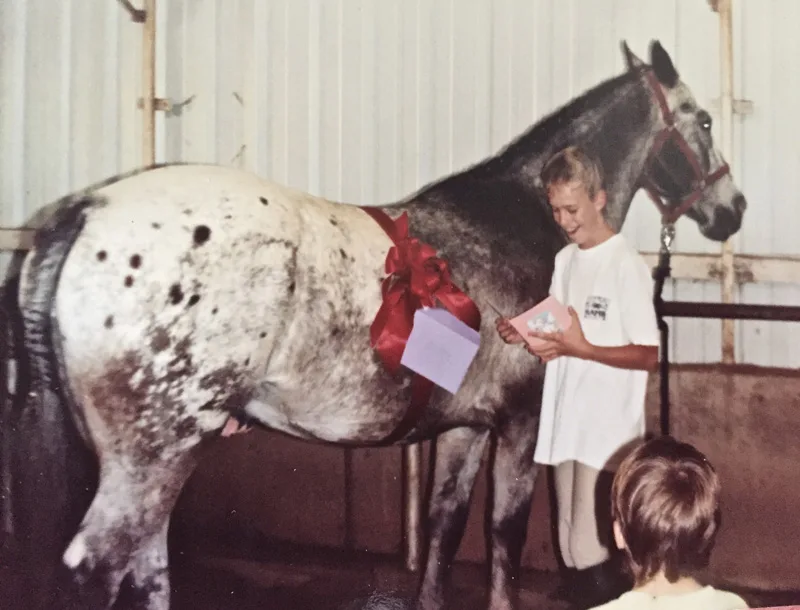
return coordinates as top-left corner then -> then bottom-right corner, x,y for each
2,0 -> 798,366
0,0 -> 143,227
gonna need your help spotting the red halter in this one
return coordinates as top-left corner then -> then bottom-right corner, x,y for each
640,68 -> 730,225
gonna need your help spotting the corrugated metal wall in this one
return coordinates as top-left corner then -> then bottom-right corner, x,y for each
1,0 -> 798,366
0,0 -> 143,225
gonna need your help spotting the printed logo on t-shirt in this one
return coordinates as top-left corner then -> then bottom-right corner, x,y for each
584,296 -> 609,320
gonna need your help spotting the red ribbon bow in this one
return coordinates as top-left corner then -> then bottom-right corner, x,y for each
362,209 -> 481,377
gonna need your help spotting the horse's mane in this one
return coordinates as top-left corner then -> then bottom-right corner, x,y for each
409,67 -> 642,200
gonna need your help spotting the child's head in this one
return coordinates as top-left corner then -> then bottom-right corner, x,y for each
539,146 -> 610,248
611,436 -> 721,586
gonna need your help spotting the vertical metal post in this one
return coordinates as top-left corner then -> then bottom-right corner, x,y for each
717,0 -> 736,363
141,0 -> 157,167
654,224 -> 675,436
403,443 -> 423,572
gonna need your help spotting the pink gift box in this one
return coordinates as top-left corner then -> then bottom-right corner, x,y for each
400,307 -> 481,394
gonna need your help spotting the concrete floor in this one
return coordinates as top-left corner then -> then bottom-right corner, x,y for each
165,537 -> 800,610
168,540 -> 570,610
3,535 -> 800,609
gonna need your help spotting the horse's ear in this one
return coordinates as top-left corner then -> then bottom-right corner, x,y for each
621,41 -> 643,71
650,40 -> 679,88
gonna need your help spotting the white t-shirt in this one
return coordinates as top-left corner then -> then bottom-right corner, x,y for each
533,233 -> 660,471
589,586 -> 749,610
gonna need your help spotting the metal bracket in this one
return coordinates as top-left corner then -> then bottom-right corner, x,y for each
117,0 -> 146,23
710,98 -> 755,116
660,223 -> 676,254
137,98 -> 173,112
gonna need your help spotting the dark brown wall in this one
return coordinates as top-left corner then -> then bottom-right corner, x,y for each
174,364 -> 800,589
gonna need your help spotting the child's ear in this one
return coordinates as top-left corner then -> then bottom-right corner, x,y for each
594,189 -> 608,212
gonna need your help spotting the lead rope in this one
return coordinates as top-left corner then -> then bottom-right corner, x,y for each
653,223 -> 675,436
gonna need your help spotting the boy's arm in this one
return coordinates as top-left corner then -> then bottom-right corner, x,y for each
529,253 -> 660,370
574,342 -> 658,372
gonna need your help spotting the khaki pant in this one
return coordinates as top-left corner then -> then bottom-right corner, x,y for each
553,461 -> 615,570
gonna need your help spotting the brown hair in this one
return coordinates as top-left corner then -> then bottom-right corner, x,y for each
539,146 -> 605,199
611,436 -> 721,585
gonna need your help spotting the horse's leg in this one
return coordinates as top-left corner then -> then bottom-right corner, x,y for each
62,452 -> 197,610
486,412 -> 540,610
114,522 -> 170,610
417,427 -> 490,610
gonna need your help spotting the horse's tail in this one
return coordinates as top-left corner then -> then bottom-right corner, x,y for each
8,197 -> 98,607
1,272 -> 21,548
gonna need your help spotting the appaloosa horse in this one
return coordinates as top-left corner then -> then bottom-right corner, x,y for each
1,41 -> 745,610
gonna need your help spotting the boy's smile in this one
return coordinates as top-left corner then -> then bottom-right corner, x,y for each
548,181 -> 614,249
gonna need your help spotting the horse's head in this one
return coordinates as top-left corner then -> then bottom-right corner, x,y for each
623,40 -> 746,242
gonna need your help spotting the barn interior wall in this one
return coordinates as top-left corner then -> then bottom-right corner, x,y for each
174,364 -> 800,591
2,0 -> 799,364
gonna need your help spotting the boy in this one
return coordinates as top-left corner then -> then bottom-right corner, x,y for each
589,435 -> 748,609
496,146 -> 659,607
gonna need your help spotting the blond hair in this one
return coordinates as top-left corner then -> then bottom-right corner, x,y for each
540,146 -> 605,199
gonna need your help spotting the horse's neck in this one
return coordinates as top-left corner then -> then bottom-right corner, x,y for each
588,81 -> 662,232
506,77 -> 661,232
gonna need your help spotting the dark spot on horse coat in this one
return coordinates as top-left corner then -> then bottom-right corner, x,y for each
97,250 -> 107,261
129,254 -> 142,269
167,337 -> 194,376
87,345 -> 203,462
149,327 -> 171,353
124,275 -> 134,287
259,332 -> 266,339
187,294 -> 200,307
193,225 -> 211,246
198,365 -> 253,413
174,417 -> 198,439
329,217 -> 339,227
288,282 -> 296,295
211,307 -> 218,315
169,284 -> 184,305
259,196 -> 269,206
339,248 -> 348,259
152,222 -> 161,229
104,315 -> 114,329
331,326 -> 342,337
244,357 -> 250,366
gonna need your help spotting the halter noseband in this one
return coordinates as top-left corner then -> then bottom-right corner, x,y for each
640,68 -> 730,225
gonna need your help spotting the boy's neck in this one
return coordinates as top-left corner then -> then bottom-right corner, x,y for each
578,223 -> 616,249
633,572 -> 705,597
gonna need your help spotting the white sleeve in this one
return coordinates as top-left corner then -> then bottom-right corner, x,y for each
548,246 -> 568,302
619,253 -> 660,346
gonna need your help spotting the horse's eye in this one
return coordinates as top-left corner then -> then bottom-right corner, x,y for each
679,102 -> 694,113
701,119 -> 712,131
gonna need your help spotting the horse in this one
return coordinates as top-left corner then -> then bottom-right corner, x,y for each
0,40 -> 746,610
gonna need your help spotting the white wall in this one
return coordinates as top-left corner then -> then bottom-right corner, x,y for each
1,0 -> 798,366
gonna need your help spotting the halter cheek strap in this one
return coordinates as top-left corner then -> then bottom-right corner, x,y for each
640,68 -> 730,225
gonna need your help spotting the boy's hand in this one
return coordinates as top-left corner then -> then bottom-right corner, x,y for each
527,306 -> 591,362
495,317 -> 525,345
